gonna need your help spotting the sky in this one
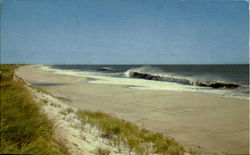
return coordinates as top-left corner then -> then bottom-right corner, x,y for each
1,0 -> 249,64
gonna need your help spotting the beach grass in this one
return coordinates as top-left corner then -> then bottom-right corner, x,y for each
96,147 -> 111,155
77,110 -> 186,155
0,65 -> 68,155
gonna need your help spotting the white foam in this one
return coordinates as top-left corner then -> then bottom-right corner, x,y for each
39,65 -> 249,100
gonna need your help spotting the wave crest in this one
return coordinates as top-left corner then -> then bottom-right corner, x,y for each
124,66 -> 243,89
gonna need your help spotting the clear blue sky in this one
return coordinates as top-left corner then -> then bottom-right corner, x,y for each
1,0 -> 249,64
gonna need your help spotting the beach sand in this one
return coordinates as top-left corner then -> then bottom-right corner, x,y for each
16,65 -> 249,154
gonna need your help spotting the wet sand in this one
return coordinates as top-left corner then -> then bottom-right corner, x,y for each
16,65 -> 249,154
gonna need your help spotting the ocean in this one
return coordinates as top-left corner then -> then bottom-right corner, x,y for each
40,64 -> 249,100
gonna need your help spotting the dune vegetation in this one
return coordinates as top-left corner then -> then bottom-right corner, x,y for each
0,65 -> 68,155
77,110 -> 187,155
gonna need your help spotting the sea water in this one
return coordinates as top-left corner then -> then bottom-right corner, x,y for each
40,64 -> 249,100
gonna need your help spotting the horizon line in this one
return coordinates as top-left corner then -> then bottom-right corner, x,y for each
1,63 -> 249,65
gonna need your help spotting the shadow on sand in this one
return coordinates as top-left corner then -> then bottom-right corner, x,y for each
31,82 -> 66,87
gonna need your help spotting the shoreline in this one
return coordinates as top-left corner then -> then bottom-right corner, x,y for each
14,72 -> 188,155
38,65 -> 249,101
16,65 -> 249,154
39,65 -> 249,101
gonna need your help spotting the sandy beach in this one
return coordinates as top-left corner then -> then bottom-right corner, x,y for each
16,65 -> 249,154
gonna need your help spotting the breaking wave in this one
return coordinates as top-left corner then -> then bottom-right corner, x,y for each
124,66 -> 245,89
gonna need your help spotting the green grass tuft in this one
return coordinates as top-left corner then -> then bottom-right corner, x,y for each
0,65 -> 69,155
77,110 -> 186,154
66,107 -> 74,114
96,147 -> 111,155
